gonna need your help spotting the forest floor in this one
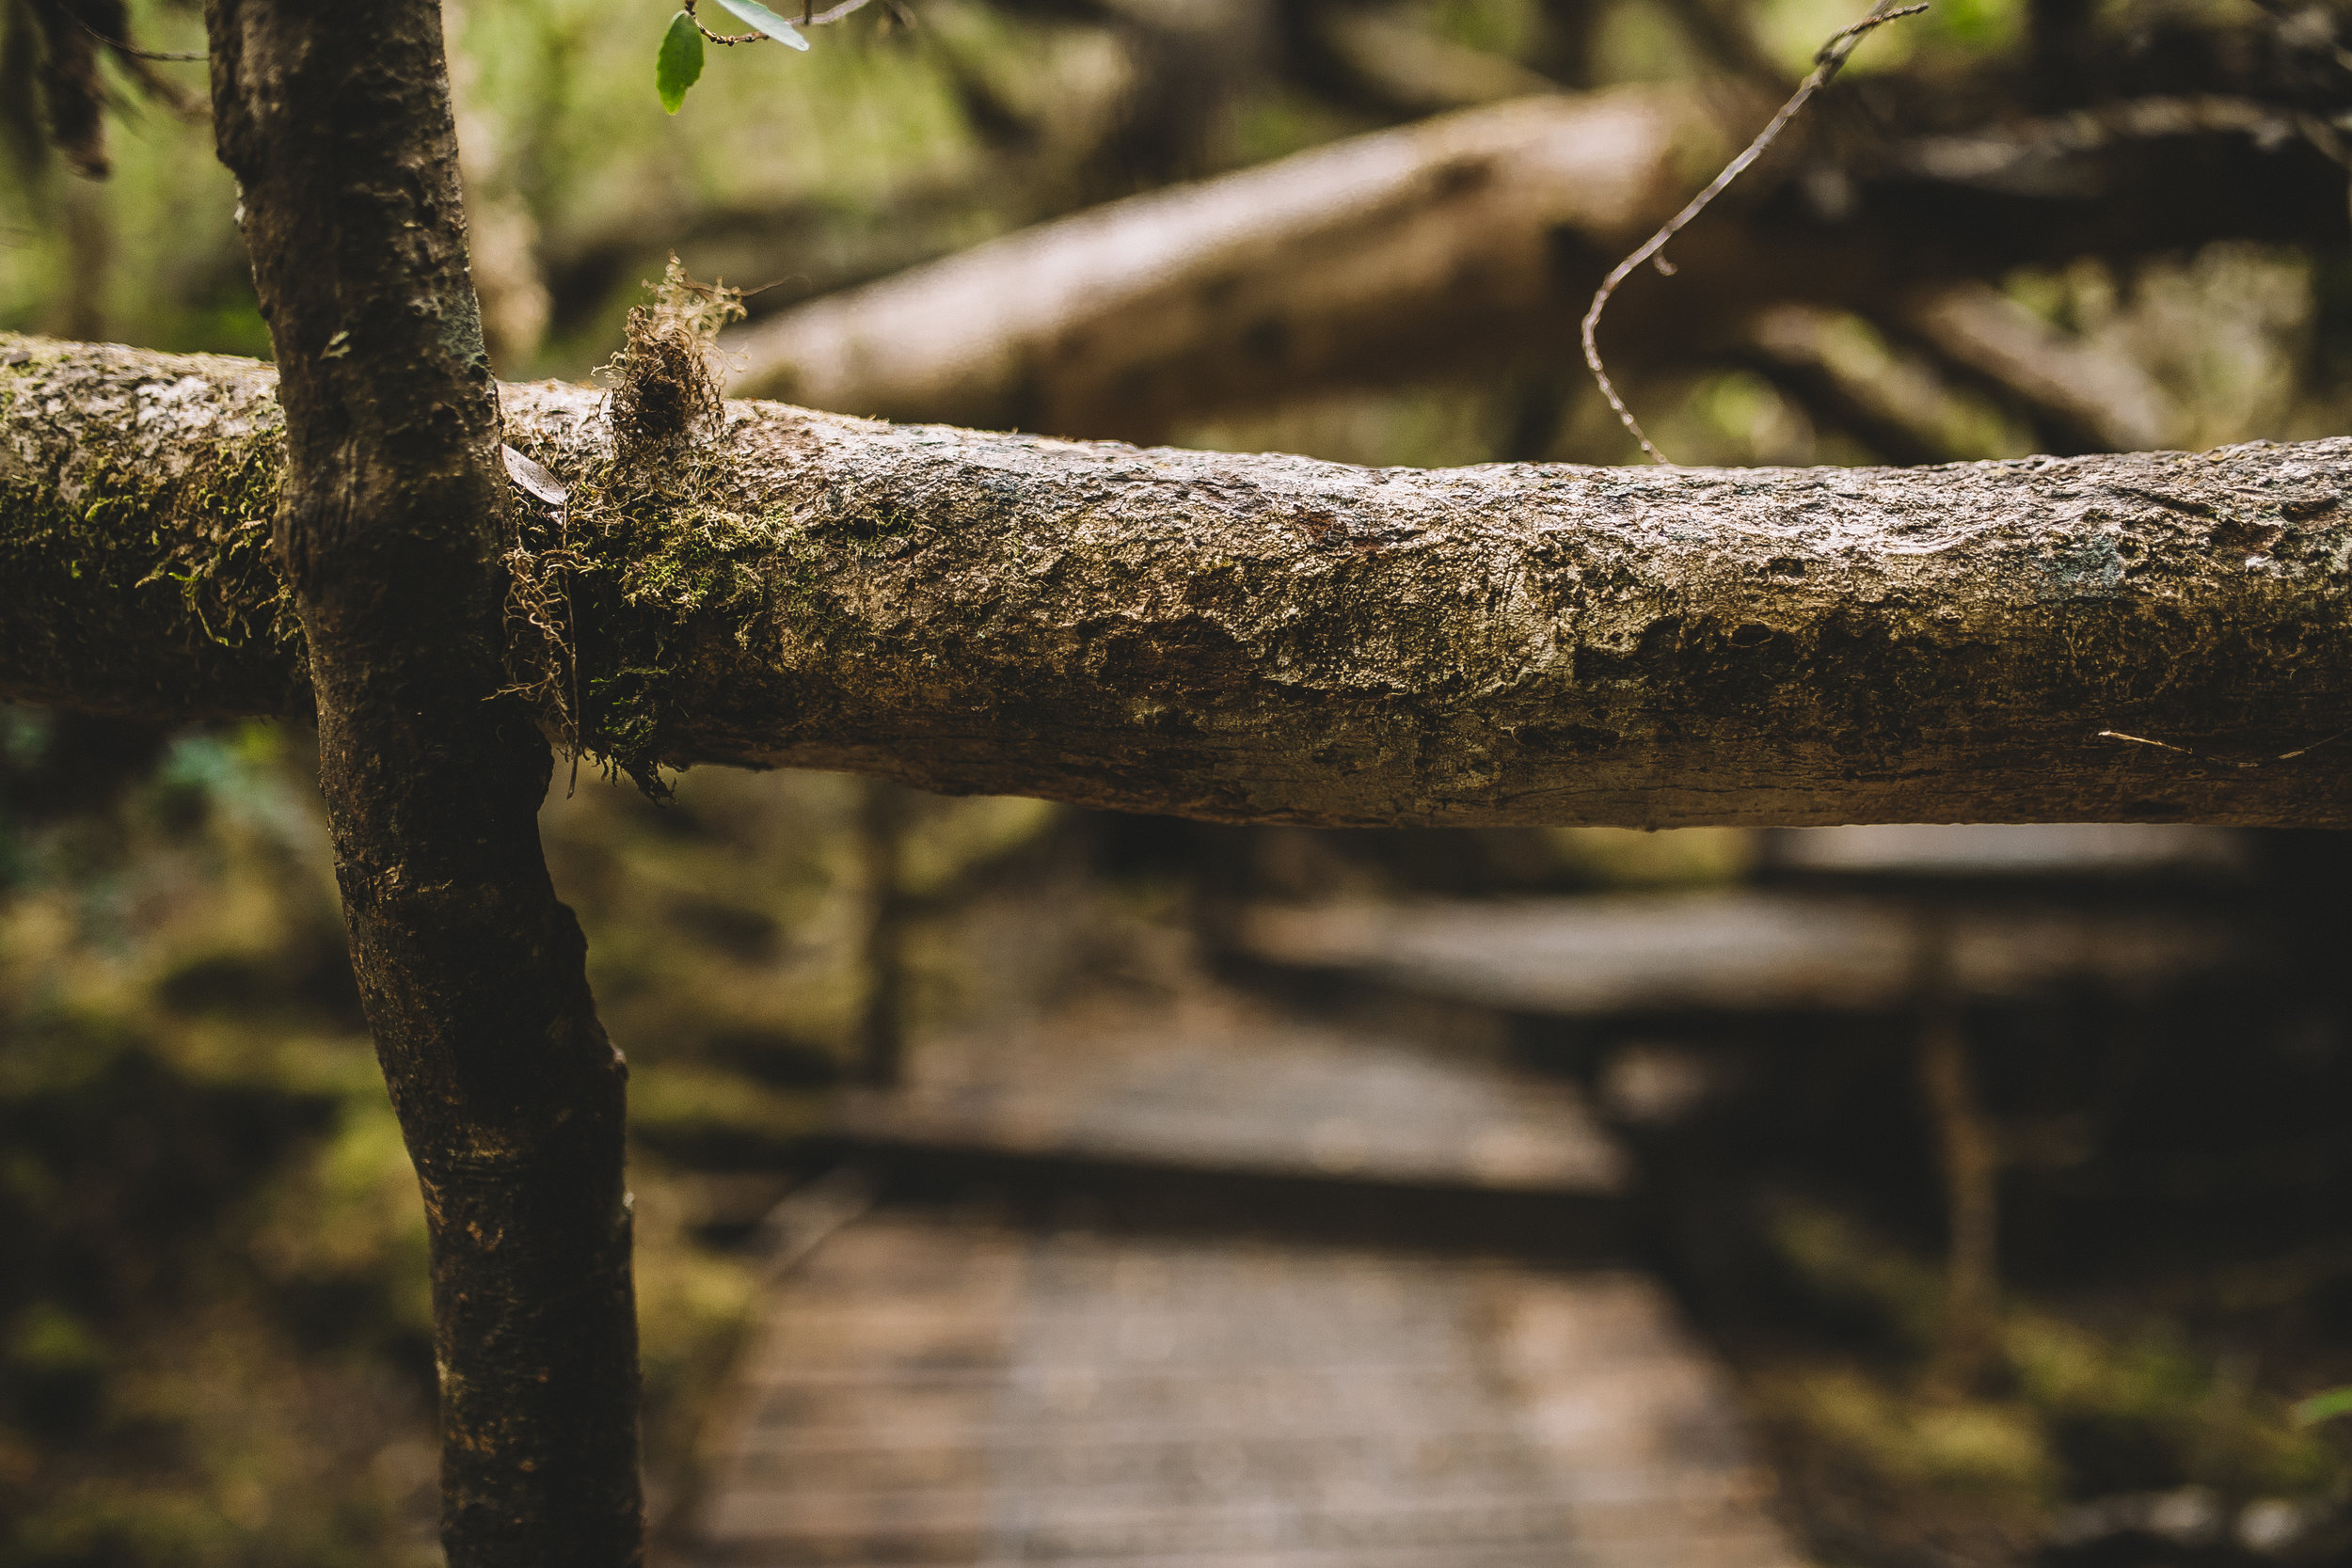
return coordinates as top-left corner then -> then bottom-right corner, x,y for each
5,722 -> 2348,1568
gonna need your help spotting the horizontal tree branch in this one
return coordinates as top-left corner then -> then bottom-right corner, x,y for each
8,335 -> 2352,827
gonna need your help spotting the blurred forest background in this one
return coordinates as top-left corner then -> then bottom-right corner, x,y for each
7,0 -> 2352,1562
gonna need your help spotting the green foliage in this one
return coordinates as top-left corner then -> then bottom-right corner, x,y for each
657,11 -> 704,112
658,0 -> 809,116
1420,0 -> 1537,62
1750,0 -> 2021,74
0,705 -> 1073,1564
2295,1387 -> 2352,1428
1752,1196 -> 2347,1528
0,721 -> 434,1567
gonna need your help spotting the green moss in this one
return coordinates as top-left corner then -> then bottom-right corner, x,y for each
0,386 -> 300,705
1770,1366 -> 2053,1502
554,454 -> 789,793
1758,1197 -> 2347,1509
154,434 -> 294,652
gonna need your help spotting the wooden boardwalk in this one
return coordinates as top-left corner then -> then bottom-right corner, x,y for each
830,988 -> 1625,1196
1235,889 -> 2246,1019
680,987 -> 1806,1568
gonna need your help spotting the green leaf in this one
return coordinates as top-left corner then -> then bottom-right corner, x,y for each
709,0 -> 810,49
2292,1386 -> 2352,1428
656,11 -> 705,114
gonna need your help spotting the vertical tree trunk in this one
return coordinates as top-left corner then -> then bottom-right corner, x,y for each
1913,913 -> 1999,1395
53,178 -> 112,343
2026,0 -> 2099,108
854,780 -> 910,1089
200,1 -> 644,1562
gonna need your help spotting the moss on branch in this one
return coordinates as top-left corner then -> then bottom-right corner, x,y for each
8,334 -> 2352,829
1,340 -> 305,721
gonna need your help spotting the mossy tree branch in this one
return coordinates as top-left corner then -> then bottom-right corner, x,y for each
8,333 -> 2352,830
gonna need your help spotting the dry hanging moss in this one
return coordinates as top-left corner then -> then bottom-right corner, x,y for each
498,444 -> 584,759
501,258 -> 749,792
606,256 -> 744,468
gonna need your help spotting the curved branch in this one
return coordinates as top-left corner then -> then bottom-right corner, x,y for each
8,335 -> 2352,828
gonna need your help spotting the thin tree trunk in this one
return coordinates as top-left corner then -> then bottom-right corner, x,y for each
855,777 -> 910,1088
52,178 -> 111,344
199,1 -> 642,1562
1914,912 -> 1999,1394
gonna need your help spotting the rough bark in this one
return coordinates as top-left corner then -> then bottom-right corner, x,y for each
8,334 -> 2352,829
722,82 -> 2349,442
196,0 -> 641,1561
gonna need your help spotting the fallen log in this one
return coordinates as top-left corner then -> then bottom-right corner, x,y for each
720,85 -> 2350,444
722,90 -> 1710,440
7,335 -> 2350,827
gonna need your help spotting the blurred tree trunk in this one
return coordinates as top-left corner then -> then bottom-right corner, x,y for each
34,178 -> 113,344
199,0 -> 642,1562
1913,913 -> 2000,1394
2027,0 -> 2100,108
723,90 -> 1700,438
855,778 -> 911,1088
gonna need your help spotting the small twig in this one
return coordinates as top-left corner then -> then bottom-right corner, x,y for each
682,0 -> 768,45
1889,95 -> 2352,181
1581,0 -> 1928,464
70,11 -> 205,61
682,0 -> 876,42
2097,727 -> 2349,768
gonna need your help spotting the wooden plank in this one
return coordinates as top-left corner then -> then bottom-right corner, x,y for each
830,989 -> 1625,1196
718,1430 -> 1548,1493
1485,1274 -> 1796,1568
685,1217 -> 1805,1568
1237,890 -> 2245,1018
1763,824 -> 2247,879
